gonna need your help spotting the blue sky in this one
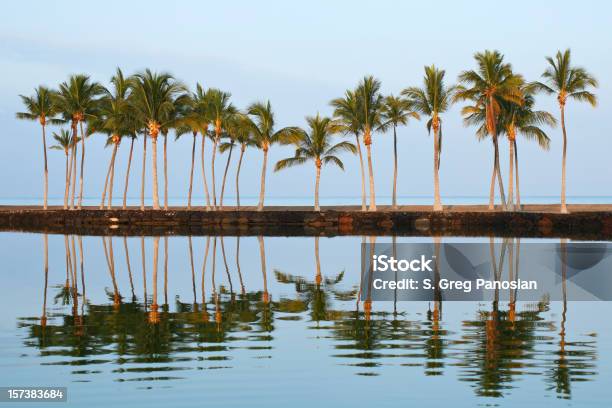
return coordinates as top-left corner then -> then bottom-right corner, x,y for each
1,0 -> 610,203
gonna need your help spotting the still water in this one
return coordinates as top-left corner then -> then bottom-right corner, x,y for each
0,233 -> 608,407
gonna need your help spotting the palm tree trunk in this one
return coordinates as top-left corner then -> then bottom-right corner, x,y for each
141,134 -> 147,210
493,135 -> 507,209
235,236 -> 245,295
100,145 -> 116,209
560,105 -> 568,213
163,236 -> 168,306
433,126 -> 442,211
258,236 -> 269,303
314,164 -> 321,211
123,236 -> 135,301
257,149 -> 268,211
70,134 -> 77,209
235,145 -> 245,208
488,150 -> 496,210
508,139 -> 514,210
314,236 -> 321,285
151,136 -> 160,210
123,137 -> 134,210
108,143 -> 119,209
41,125 -> 48,209
220,144 -> 234,207
514,140 -> 521,209
163,134 -> 168,210
140,236 -> 147,309
365,133 -> 376,211
77,122 -> 86,209
392,125 -> 398,209
201,135 -> 211,210
63,153 -> 69,209
188,133 -> 196,209
211,137 -> 218,208
355,134 -> 367,211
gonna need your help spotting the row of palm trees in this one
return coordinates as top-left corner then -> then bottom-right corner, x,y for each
17,49 -> 597,212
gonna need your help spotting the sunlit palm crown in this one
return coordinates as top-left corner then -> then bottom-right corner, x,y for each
16,86 -> 61,126
402,65 -> 454,133
454,50 -> 523,133
378,94 -> 420,132
356,75 -> 384,135
219,113 -> 256,153
50,129 -> 78,153
52,74 -> 104,125
128,69 -> 187,136
274,114 -> 357,171
330,89 -> 361,136
246,101 -> 301,149
533,49 -> 598,106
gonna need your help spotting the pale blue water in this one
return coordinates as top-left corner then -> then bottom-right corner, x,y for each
0,233 -> 609,407
1,195 -> 612,207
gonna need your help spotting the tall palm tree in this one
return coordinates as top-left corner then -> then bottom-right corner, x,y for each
50,129 -> 78,209
455,50 -> 524,211
130,69 -> 186,209
16,86 -> 60,209
331,90 -> 367,211
533,49 -> 598,213
402,65 -> 454,211
356,76 -> 384,211
228,116 -> 257,209
379,95 -> 420,209
219,113 -> 252,207
208,88 -> 236,208
53,74 -> 104,209
500,88 -> 555,209
193,84 -> 213,209
274,114 -> 356,210
97,68 -> 136,209
247,101 -> 301,211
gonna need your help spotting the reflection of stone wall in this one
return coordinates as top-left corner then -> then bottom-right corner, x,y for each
1,208 -> 611,239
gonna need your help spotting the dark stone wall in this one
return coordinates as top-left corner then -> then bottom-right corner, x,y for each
1,208 -> 612,239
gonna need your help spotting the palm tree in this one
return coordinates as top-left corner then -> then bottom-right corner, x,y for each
247,101 -> 301,211
53,74 -> 104,209
455,50 -> 524,211
379,95 -> 420,209
331,90 -> 367,211
97,68 -> 136,209
501,88 -> 555,209
16,86 -> 60,209
50,129 -> 78,209
219,113 -> 252,207
274,114 -> 356,210
402,65 -> 454,211
533,49 -> 598,213
356,76 -> 384,211
129,69 -> 186,209
208,89 -> 236,208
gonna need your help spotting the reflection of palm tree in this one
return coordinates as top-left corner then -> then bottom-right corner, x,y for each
220,237 -> 233,295
141,236 -> 147,310
258,236 -> 269,304
148,237 -> 160,324
235,237 -> 246,295
188,236 -> 197,304
201,237 -> 211,322
102,237 -> 121,309
41,235 -> 49,329
163,236 -> 169,308
123,236 -> 136,301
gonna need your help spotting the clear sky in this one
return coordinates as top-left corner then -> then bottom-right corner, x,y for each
1,0 -> 610,203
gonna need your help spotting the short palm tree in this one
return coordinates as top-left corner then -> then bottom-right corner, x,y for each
356,76 -> 384,211
53,74 -> 104,209
501,89 -> 556,210
208,88 -> 236,208
402,65 -> 454,211
533,49 -> 598,213
50,129 -> 78,209
379,95 -> 420,209
274,115 -> 356,210
129,69 -> 186,209
330,90 -> 367,211
247,101 -> 301,211
455,50 -> 524,211
97,68 -> 136,209
16,86 -> 60,209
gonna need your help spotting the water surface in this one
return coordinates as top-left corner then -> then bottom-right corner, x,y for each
0,233 -> 608,407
